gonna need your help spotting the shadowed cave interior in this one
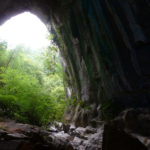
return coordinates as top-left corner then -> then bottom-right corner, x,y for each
0,0 -> 150,150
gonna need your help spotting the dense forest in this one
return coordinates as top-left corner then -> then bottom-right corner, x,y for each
0,37 -> 67,126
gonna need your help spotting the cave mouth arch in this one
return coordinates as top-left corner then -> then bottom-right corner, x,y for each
0,0 -> 60,32
0,10 -> 67,126
1,1 -> 150,144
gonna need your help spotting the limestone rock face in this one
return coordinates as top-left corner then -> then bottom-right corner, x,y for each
0,0 -> 150,124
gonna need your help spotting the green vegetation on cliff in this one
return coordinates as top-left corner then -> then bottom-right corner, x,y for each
0,39 -> 66,126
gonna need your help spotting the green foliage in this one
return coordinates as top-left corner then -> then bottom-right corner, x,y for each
50,86 -> 67,120
42,45 -> 62,76
0,95 -> 19,118
0,41 -> 9,68
68,96 -> 90,110
0,39 -> 67,126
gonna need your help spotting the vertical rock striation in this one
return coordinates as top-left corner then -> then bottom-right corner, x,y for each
51,0 -> 150,124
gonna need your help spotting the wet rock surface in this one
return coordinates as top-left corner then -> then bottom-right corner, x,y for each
0,119 -> 103,150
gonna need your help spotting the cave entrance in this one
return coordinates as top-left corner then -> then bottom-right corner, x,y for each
0,12 -> 49,50
0,12 -> 67,126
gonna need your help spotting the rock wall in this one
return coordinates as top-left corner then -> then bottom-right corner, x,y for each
0,0 -> 150,125
52,0 -> 150,125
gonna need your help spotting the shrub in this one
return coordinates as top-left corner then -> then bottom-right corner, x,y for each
0,95 -> 19,117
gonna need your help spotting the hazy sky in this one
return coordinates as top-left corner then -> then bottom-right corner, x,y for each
0,12 -> 49,50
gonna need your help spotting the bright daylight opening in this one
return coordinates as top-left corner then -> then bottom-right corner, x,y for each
0,12 -> 66,127
0,12 -> 49,50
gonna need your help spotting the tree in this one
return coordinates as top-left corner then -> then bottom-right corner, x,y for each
0,39 -> 67,126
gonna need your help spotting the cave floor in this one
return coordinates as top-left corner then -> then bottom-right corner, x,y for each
0,118 -> 103,150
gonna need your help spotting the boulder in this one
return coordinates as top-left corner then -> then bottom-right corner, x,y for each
102,108 -> 150,150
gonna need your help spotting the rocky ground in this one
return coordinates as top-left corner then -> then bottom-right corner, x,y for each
0,108 -> 150,150
0,118 -> 103,150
